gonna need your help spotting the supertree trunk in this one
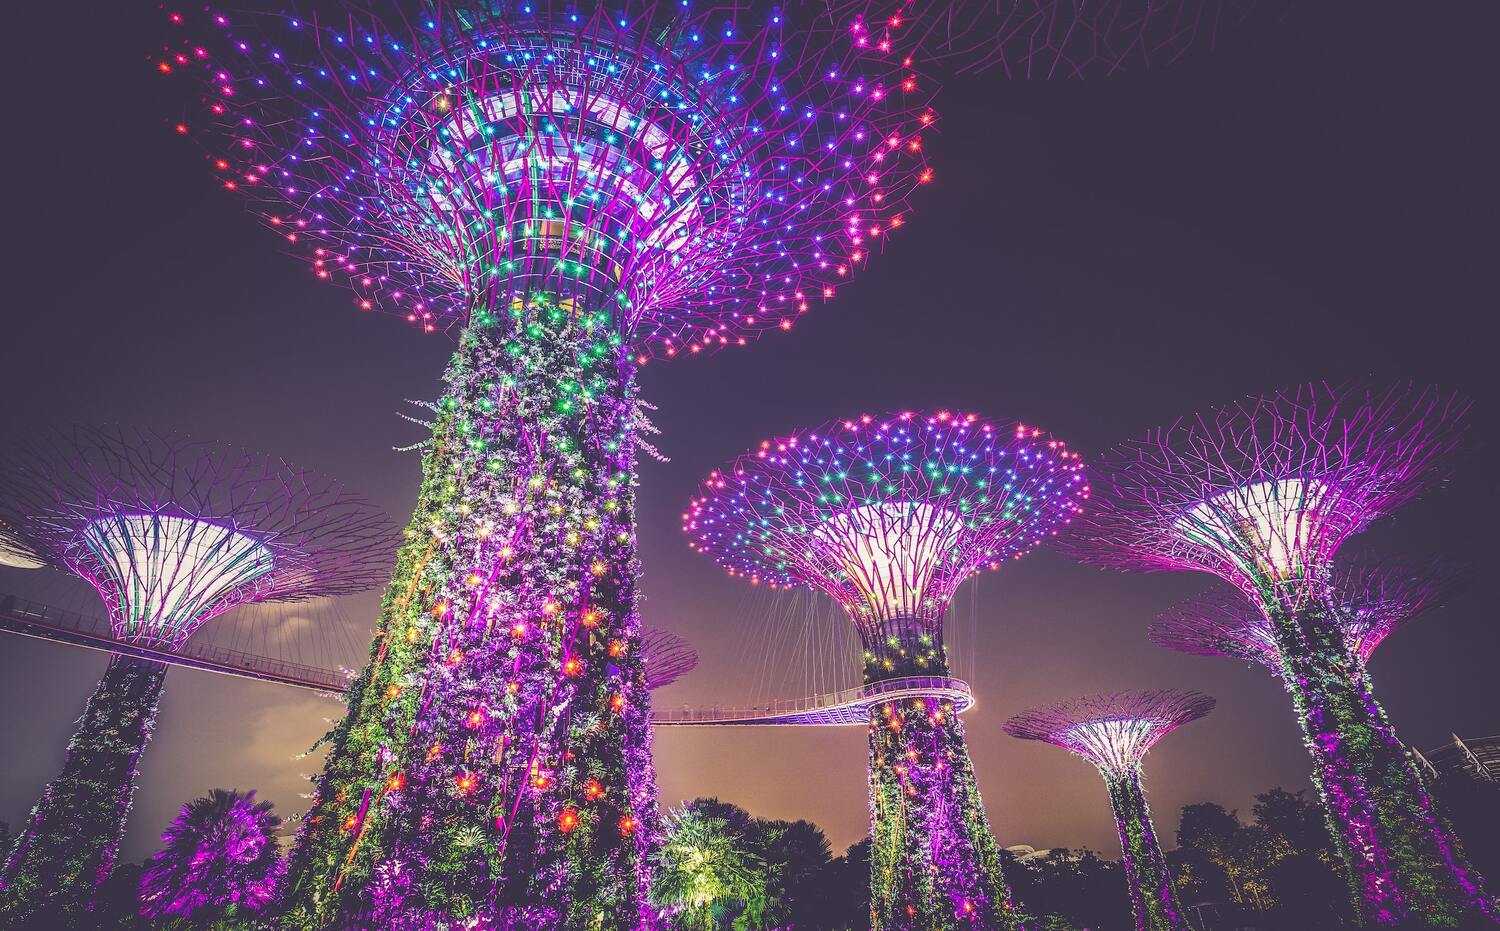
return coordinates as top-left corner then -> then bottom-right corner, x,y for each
866,638 -> 1022,931
280,296 -> 657,929
1103,767 -> 1186,931
0,654 -> 166,923
1269,598 -> 1493,925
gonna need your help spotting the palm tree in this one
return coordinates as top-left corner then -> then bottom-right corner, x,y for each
138,788 -> 284,924
654,804 -> 767,930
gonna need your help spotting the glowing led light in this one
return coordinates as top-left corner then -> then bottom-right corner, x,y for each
1179,478 -> 1328,581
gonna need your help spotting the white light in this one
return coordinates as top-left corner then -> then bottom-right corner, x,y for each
810,502 -> 964,621
1179,479 -> 1327,582
0,535 -> 45,569
1061,718 -> 1161,773
77,513 -> 276,647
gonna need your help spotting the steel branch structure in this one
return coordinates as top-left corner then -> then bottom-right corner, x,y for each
1006,690 -> 1214,931
640,625 -> 699,690
827,0 -> 1254,76
160,4 -> 934,926
1153,555 -> 1470,672
686,410 -> 1087,930
1063,383 -> 1494,926
0,425 -> 390,925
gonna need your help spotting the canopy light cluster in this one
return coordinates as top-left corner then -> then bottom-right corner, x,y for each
833,0 -> 1253,76
0,425 -> 393,649
1005,689 -> 1215,774
1061,382 -> 1468,606
640,625 -> 699,690
683,410 -> 1088,629
1153,555 -> 1469,670
160,1 -> 936,357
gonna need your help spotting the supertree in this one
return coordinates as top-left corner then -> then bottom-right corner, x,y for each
139,788 -> 287,922
0,425 -> 391,924
641,625 -> 699,691
825,0 -> 1256,77
1004,689 -> 1214,931
1154,554 -> 1470,673
157,3 -> 933,926
684,410 -> 1088,930
1061,382 -> 1495,925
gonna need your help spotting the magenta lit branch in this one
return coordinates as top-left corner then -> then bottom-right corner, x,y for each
1154,554 -> 1470,671
1061,382 -> 1495,925
686,410 -> 1087,930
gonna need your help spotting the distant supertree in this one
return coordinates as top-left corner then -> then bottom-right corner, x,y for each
641,626 -> 699,691
1005,690 -> 1214,931
829,0 -> 1255,76
139,789 -> 286,922
1154,554 -> 1469,672
1062,383 -> 1495,925
0,425 -> 390,924
159,4 -> 932,924
686,410 -> 1088,930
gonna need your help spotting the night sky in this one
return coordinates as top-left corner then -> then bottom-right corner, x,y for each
2,2 -> 1497,864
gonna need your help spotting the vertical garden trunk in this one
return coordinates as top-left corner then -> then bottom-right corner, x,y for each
865,629 -> 1021,930
0,653 -> 166,924
1104,767 -> 1187,931
281,296 -> 658,929
1270,598 -> 1492,925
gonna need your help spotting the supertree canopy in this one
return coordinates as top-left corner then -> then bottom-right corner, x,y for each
0,425 -> 390,925
685,410 -> 1088,930
828,0 -> 1254,76
640,625 -> 699,690
138,788 -> 287,922
159,3 -> 933,927
1063,383 -> 1495,926
1153,554 -> 1470,672
1005,690 -> 1214,931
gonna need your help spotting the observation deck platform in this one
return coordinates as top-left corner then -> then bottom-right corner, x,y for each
0,591 -> 974,725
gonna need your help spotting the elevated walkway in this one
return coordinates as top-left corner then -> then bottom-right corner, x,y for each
0,592 -> 974,725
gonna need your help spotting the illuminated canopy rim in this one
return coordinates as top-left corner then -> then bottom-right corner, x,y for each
1152,553 -> 1470,669
684,410 -> 1089,625
0,425 -> 394,648
161,1 -> 936,356
1004,688 -> 1215,774
1059,382 -> 1469,596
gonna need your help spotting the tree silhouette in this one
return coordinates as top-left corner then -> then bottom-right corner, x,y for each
138,789 -> 284,923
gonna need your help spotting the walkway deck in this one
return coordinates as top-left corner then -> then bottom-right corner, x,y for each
0,592 -> 974,725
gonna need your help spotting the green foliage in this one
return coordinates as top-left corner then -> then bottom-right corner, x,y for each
654,802 -> 767,929
0,654 -> 167,925
1173,790 -> 1350,926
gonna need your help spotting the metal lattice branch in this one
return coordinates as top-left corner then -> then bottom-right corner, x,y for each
1005,689 -> 1214,774
832,0 -> 1257,77
1059,382 -> 1468,605
158,2 -> 936,356
684,411 -> 1088,630
0,425 -> 393,648
1153,554 -> 1469,669
640,625 -> 698,690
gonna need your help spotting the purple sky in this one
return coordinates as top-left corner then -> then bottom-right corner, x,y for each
2,2 -> 1497,862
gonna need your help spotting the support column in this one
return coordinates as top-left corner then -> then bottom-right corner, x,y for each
0,653 -> 167,924
1271,599 -> 1493,925
865,629 -> 1021,930
282,295 -> 658,929
1103,766 -> 1187,931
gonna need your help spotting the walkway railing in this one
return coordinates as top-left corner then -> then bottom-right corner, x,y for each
0,591 -> 350,692
651,675 -> 974,726
0,591 -> 976,725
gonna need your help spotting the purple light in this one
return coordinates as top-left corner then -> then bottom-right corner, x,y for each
1006,690 -> 1213,931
